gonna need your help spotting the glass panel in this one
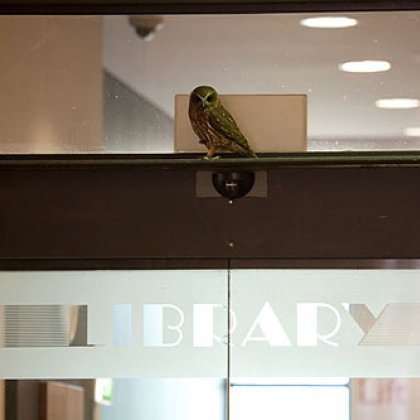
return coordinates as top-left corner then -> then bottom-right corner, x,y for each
230,268 -> 420,420
2,12 -> 420,153
230,269 -> 420,377
0,270 -> 228,379
3,267 -> 420,419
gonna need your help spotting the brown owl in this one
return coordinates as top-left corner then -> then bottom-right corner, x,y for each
188,85 -> 257,159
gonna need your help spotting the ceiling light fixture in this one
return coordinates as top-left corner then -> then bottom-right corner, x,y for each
375,98 -> 420,109
339,60 -> 391,73
404,127 -> 420,137
300,16 -> 358,29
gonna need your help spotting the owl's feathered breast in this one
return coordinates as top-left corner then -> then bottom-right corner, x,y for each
188,104 -> 221,148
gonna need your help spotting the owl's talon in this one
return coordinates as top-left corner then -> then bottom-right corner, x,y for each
203,155 -> 221,160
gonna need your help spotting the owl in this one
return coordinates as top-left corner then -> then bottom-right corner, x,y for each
188,85 -> 257,159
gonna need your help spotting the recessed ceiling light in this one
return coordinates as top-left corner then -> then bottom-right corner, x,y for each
375,98 -> 420,109
404,127 -> 420,137
300,16 -> 358,29
339,60 -> 391,73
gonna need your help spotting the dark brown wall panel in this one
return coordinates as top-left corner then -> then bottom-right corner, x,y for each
1,154 -> 420,261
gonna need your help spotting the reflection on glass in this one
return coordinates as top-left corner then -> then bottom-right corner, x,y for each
1,12 -> 420,153
3,378 -> 226,420
231,384 -> 349,420
100,378 -> 225,420
5,377 -> 420,420
230,378 -> 420,420
352,378 -> 413,420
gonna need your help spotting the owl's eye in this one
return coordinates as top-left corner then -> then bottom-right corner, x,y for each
207,94 -> 215,102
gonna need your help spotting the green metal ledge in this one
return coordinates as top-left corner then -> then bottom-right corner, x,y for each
1,151 -> 420,169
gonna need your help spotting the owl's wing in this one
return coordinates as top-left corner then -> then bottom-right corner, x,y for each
208,105 -> 253,152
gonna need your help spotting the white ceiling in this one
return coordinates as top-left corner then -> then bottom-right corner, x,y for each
103,12 -> 420,150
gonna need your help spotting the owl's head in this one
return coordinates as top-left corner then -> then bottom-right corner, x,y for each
190,85 -> 220,109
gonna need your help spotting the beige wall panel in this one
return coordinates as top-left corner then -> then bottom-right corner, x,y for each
0,16 -> 103,153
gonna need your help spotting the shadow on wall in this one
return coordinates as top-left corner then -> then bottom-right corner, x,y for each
104,70 -> 174,153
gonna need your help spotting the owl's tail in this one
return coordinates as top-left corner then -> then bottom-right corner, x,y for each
232,141 -> 258,158
241,145 -> 258,158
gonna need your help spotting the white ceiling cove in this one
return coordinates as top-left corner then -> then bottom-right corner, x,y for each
104,12 -> 420,150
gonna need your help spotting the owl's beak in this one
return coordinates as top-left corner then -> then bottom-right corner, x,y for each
196,94 -> 207,109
